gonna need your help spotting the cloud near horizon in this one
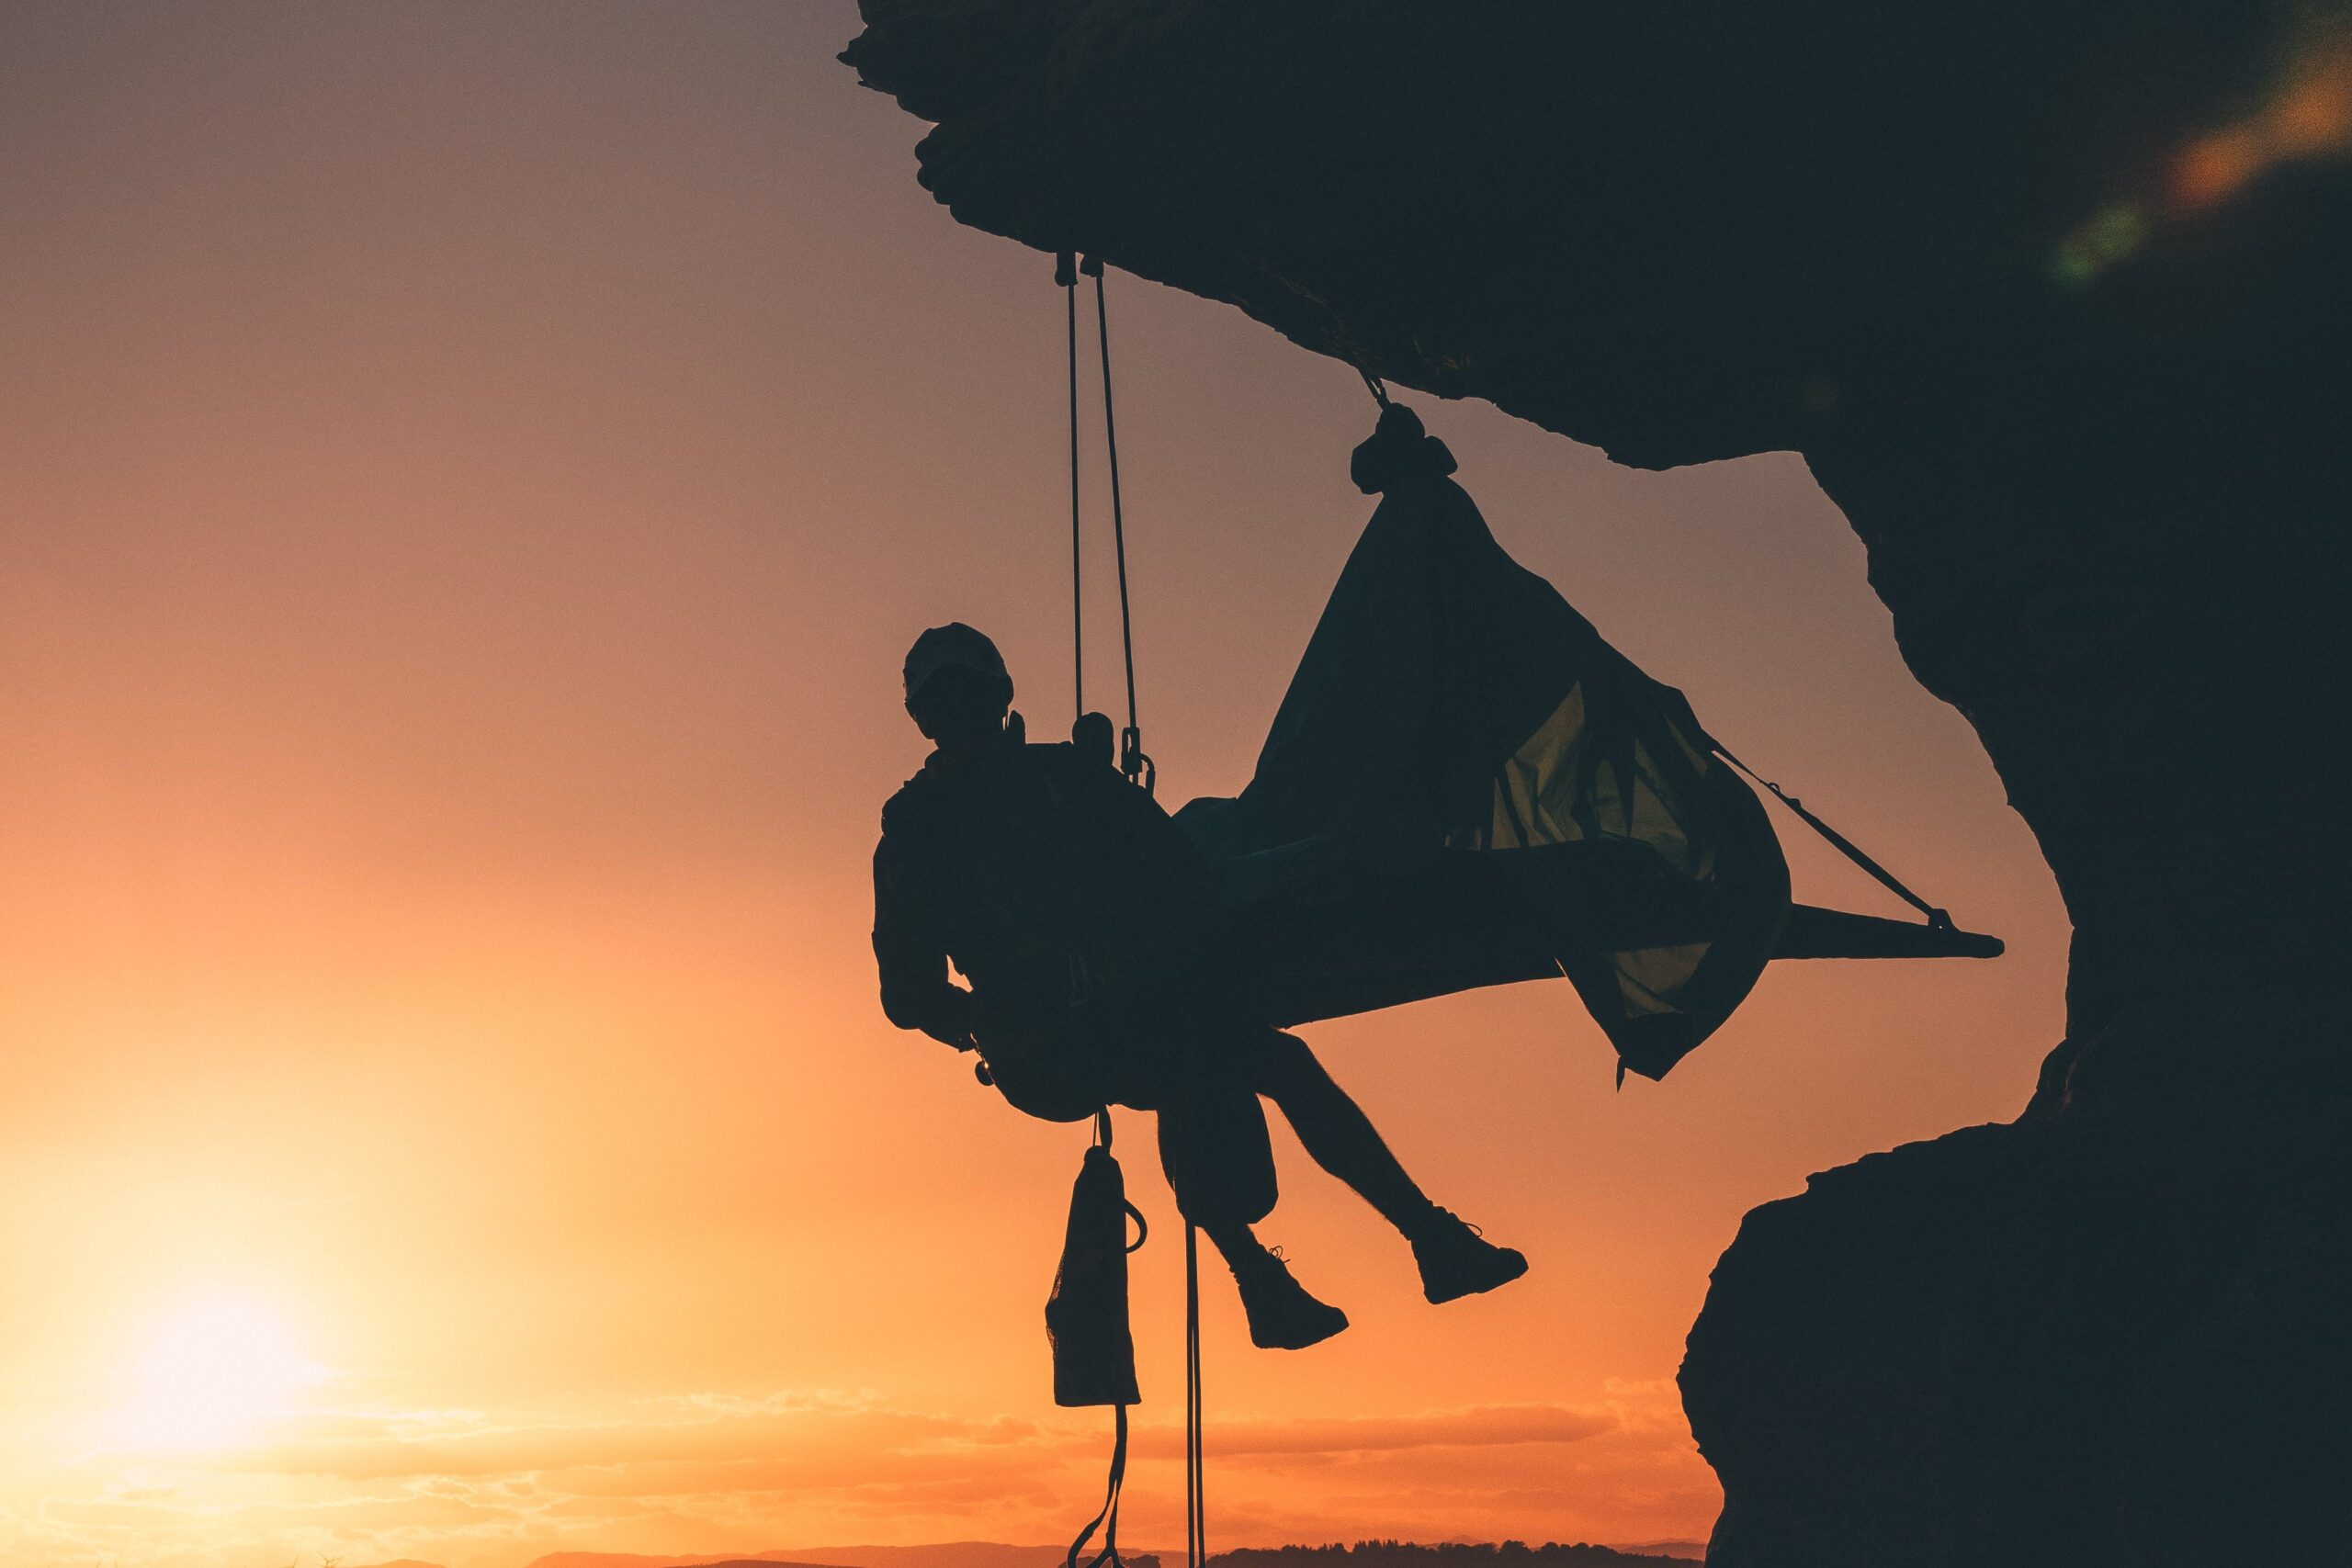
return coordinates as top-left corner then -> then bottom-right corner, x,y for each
11,1386 -> 1706,1568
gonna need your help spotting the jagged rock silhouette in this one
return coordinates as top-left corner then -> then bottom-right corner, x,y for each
842,5 -> 2352,1563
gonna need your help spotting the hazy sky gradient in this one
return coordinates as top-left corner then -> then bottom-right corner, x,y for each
0,5 -> 2067,1565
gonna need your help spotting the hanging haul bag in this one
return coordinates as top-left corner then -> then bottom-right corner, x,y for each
1046,1136 -> 1146,1408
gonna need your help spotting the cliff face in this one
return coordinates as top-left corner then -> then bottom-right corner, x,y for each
842,3 -> 2352,1560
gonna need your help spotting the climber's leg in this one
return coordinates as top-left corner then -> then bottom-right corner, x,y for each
1246,1028 -> 1438,1232
1147,1086 -> 1344,1350
1198,1217 -> 1349,1350
1249,1028 -> 1529,1303
1152,1075 -> 1278,1229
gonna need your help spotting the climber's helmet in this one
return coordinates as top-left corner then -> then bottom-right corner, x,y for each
903,623 -> 1013,743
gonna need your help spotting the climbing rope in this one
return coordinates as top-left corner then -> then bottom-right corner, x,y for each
1060,253 -> 1154,794
1056,254 -> 1190,1568
1063,1402 -> 1131,1568
1184,1226 -> 1205,1568
1060,252 -> 1085,719
1088,257 -> 1152,793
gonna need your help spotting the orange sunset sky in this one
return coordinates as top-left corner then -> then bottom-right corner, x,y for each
0,5 -> 2069,1565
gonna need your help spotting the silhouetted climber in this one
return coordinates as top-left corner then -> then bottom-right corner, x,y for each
875,623 -> 1527,1349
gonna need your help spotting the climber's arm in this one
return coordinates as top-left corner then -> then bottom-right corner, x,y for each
872,830 -> 976,1051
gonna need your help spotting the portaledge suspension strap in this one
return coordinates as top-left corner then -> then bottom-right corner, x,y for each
1714,746 -> 1952,929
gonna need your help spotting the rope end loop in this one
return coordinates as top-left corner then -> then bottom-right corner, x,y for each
1056,250 -> 1078,288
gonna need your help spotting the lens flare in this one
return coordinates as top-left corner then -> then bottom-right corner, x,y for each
2174,39 -> 2352,208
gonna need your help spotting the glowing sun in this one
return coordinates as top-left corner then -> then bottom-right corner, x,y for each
107,1291 -> 330,1451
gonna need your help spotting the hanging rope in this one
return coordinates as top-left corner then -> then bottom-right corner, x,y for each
1053,254 -> 1186,1568
1184,1226 -> 1205,1568
1063,1401 -> 1130,1568
1081,257 -> 1153,794
1084,257 -> 1197,1563
1058,253 -> 1086,720
1049,265 -> 1194,1568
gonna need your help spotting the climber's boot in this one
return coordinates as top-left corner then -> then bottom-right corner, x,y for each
1409,1208 -> 1528,1303
1228,1247 -> 1350,1349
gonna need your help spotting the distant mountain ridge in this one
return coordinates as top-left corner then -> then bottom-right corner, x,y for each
686,1561 -> 1157,1568
1215,1546 -> 1700,1567
521,1555 -> 871,1568
520,1554 -> 865,1568
522,1540 -> 1700,1568
522,1547 -> 1139,1568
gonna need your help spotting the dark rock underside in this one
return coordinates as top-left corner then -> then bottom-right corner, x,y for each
842,4 -> 2352,1561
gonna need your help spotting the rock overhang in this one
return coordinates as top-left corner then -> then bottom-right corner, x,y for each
842,0 -> 2352,468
